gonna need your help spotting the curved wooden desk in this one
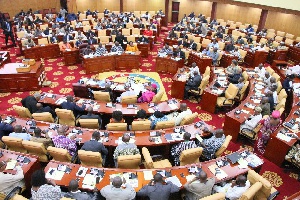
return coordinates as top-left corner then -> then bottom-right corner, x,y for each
155,56 -> 184,75
186,52 -> 212,74
244,50 -> 268,68
23,44 -> 61,60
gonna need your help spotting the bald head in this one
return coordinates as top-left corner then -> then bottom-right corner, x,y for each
122,133 -> 130,143
180,103 -> 187,111
236,175 -> 247,186
36,103 -> 43,110
34,93 -> 41,101
112,176 -> 123,188
198,171 -> 207,182
87,106 -> 93,114
14,125 -> 23,133
68,179 -> 79,192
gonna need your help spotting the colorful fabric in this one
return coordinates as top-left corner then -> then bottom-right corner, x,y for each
171,141 -> 198,165
52,135 -> 77,156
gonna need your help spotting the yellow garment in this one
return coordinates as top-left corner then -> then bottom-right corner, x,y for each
126,45 -> 138,52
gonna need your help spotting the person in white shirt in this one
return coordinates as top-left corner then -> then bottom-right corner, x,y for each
255,63 -> 266,78
0,160 -> 25,195
189,62 -> 200,78
213,175 -> 250,200
208,39 -> 219,49
167,103 -> 192,126
252,43 -> 265,51
240,106 -> 262,131
263,72 -> 271,85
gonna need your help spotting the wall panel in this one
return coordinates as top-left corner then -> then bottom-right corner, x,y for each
216,3 -> 261,25
123,0 -> 164,12
0,0 -> 60,18
265,11 -> 300,38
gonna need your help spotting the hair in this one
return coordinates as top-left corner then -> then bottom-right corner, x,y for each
183,132 -> 191,140
92,131 -> 100,139
68,179 -> 79,192
14,125 -> 23,133
122,133 -> 130,142
112,176 -> 123,188
153,173 -> 163,183
31,170 -> 47,187
136,109 -> 147,119
112,110 -> 123,122
66,95 -> 73,102
34,127 -> 42,137
153,111 -> 164,119
232,60 -> 238,66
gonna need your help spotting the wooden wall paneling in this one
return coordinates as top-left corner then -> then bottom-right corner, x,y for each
265,11 -> 300,37
123,0 -> 165,12
97,0 -> 120,12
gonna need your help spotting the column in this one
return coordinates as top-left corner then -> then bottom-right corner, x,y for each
258,9 -> 268,31
211,2 -> 217,19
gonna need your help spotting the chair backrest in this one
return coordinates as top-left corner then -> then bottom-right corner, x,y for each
200,193 -> 226,200
240,182 -> 263,200
278,89 -> 287,101
38,38 -> 49,45
106,123 -> 127,131
179,147 -> 203,166
13,105 -> 32,118
11,194 -> 28,200
239,81 -> 249,100
132,28 -> 140,35
97,13 -> 104,18
225,84 -> 239,99
266,32 -> 275,39
55,108 -> 76,126
203,66 -> 211,78
78,150 -> 102,167
2,136 -> 27,153
155,120 -> 175,130
272,73 -> 280,82
127,36 -> 136,43
180,112 -> 198,126
79,119 -> 99,129
131,120 -> 151,131
152,90 -> 164,103
93,91 -> 111,102
274,35 -> 283,42
275,98 -> 286,110
98,29 -> 107,37
99,36 -> 110,44
285,33 -> 294,39
239,49 -> 247,59
22,140 -> 48,162
242,71 -> 249,81
278,107 -> 285,115
215,135 -> 232,157
276,81 -> 282,93
117,154 -> 141,169
16,31 -> 26,39
126,23 -> 133,28
259,37 -> 267,44
285,38 -> 294,46
276,31 -> 285,37
265,66 -> 274,75
122,28 -> 131,36
247,169 -> 272,199
47,146 -> 72,162
142,147 -> 154,169
32,112 -> 54,123
121,95 -> 137,104
199,76 -> 210,95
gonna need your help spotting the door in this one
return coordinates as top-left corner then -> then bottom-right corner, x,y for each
171,1 -> 180,23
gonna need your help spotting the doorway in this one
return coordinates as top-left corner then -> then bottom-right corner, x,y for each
171,1 -> 180,23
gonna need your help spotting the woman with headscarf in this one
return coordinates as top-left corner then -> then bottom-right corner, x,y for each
137,83 -> 157,103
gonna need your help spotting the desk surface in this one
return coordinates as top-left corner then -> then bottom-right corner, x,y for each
0,62 -> 41,75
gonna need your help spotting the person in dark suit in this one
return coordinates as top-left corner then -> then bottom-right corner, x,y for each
85,30 -> 95,38
0,116 -> 14,141
87,36 -> 97,45
137,35 -> 149,43
174,47 -> 185,60
80,131 -> 108,165
115,32 -> 127,46
61,95 -> 86,118
64,180 -> 98,200
178,38 -> 188,48
188,39 -> 197,51
139,22 -> 145,29
35,103 -> 57,119
184,71 -> 202,99
137,173 -> 180,200
79,106 -> 102,127
283,75 -> 294,93
49,33 -> 58,44
2,19 -> 16,46
86,9 -> 92,17
21,93 -> 41,114
63,31 -> 74,42
225,41 -> 235,52
180,31 -> 188,40
104,8 -> 109,14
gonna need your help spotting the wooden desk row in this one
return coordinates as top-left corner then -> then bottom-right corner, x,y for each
155,56 -> 184,75
83,52 -> 141,74
0,61 -> 45,92
44,149 -> 261,192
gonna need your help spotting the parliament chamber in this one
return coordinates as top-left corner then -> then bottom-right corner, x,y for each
1,0 -> 300,199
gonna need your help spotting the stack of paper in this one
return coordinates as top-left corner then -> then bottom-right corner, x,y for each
165,176 -> 182,187
45,168 -> 65,180
277,133 -> 293,142
246,154 -> 263,167
5,160 -> 17,170
186,175 -> 196,182
241,109 -> 250,114
82,174 -> 97,190
148,108 -> 155,113
238,159 -> 249,169
55,98 -> 67,105
143,171 -> 153,180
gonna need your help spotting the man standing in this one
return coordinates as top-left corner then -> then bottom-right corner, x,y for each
184,71 -> 202,99
100,176 -> 136,200
2,19 -> 16,46
137,173 -> 180,200
183,171 -> 215,199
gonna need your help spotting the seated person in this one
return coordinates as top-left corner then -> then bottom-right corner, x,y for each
168,30 -> 178,39
159,44 -> 173,55
94,22 -> 103,30
81,131 -> 108,166
110,41 -> 124,53
167,103 -> 192,126
202,46 -> 211,56
56,14 -> 65,22
188,39 -> 197,51
110,110 -> 125,123
135,109 -> 148,121
252,43 -> 265,51
183,171 -> 215,199
94,43 -> 107,56
60,40 -> 72,51
228,68 -> 242,84
101,176 -> 136,199
30,127 -> 53,149
235,76 -> 245,90
9,125 -> 31,141
75,21 -> 83,28
180,31 -> 188,40
189,62 -> 200,78
75,31 -> 87,40
184,71 -> 202,99
0,160 -> 25,195
225,60 -> 239,75
75,38 -> 83,48
260,97 -> 271,117
149,111 -> 168,130
263,72 -> 271,86
0,116 -> 14,141
137,35 -> 149,43
52,126 -> 77,156
33,27 -> 43,37
255,63 -> 266,78
173,46 -> 185,59
137,83 -> 157,103
143,27 -> 153,37
213,175 -> 250,200
119,85 -> 136,102
225,41 -> 235,52
79,106 -> 102,127
65,179 -> 98,200
35,103 -> 56,119
126,41 -> 139,52
115,32 -> 127,46
171,132 -> 198,165
87,36 -> 97,45
231,47 -> 241,59
240,106 -> 263,131
178,37 -> 188,48
236,36 -> 245,45
43,27 -> 51,36
137,173 -> 179,200
24,37 -> 36,47
285,143 -> 300,168
61,95 -> 86,118
81,45 -> 94,56
113,133 -> 140,167
49,33 -> 58,44
199,129 -> 225,160
208,39 -> 219,49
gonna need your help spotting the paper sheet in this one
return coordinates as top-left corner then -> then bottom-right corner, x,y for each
208,164 -> 228,180
277,133 -> 292,142
186,175 -> 196,182
5,160 -> 17,170
168,104 -> 178,110
148,108 -> 155,113
143,171 -> 153,180
54,170 -> 65,180
165,176 -> 182,187
241,109 -> 250,114
83,174 -> 96,186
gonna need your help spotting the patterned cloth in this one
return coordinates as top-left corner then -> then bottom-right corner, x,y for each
171,141 -> 198,165
255,117 -> 281,155
31,184 -> 62,200
95,47 -> 107,56
285,145 -> 300,164
149,115 -> 168,130
52,135 -> 77,156
138,90 -> 156,103
113,142 -> 140,160
202,134 -> 225,160
110,45 -> 124,52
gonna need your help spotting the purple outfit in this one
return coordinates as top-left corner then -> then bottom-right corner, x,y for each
52,135 -> 77,156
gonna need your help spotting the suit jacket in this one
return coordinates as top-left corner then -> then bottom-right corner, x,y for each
178,40 -> 188,48
63,35 -> 74,42
0,122 -> 14,141
61,101 -> 86,117
176,50 -> 185,59
138,37 -> 149,43
81,140 -> 108,158
79,113 -> 102,127
137,182 -> 180,200
21,96 -> 38,113
35,106 -> 56,118
2,21 -> 13,34
180,34 -> 188,40
186,75 -> 201,89
43,29 -> 50,35
115,35 -> 127,45
87,38 -> 97,45
64,191 -> 96,200
188,42 -> 197,51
